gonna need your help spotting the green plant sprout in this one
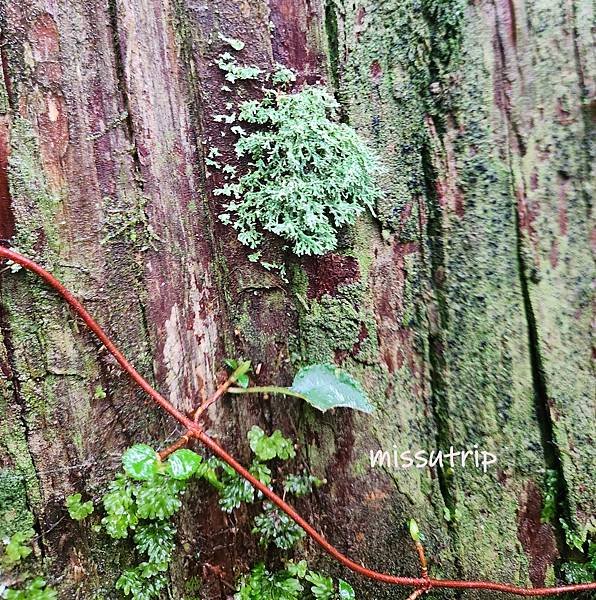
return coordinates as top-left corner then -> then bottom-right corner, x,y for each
1,530 -> 57,599
61,360 -> 367,598
227,362 -> 374,414
540,469 -> 558,524
234,561 -> 355,599
65,493 -> 94,521
559,518 -> 596,583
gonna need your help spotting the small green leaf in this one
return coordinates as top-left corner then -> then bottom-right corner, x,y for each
122,444 -> 159,480
66,493 -> 94,521
248,426 -> 295,461
5,577 -> 57,600
286,559 -> 308,579
409,518 -> 420,542
218,33 -> 245,51
134,522 -> 176,564
253,502 -> 305,550
3,530 -> 34,566
135,477 -> 183,520
283,473 -> 325,497
305,571 -> 334,599
236,373 -> 250,388
167,449 -> 202,480
93,385 -> 106,400
224,358 -> 238,370
291,364 -> 374,413
235,360 -> 252,377
338,579 -> 355,599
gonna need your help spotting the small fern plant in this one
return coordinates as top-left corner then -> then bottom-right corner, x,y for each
214,64 -> 383,257
62,360 -> 370,598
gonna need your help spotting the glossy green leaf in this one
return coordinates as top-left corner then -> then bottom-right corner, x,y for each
167,449 -> 202,480
409,518 -> 420,542
122,444 -> 159,480
236,373 -> 250,388
291,364 -> 374,414
338,579 -> 355,599
248,426 -> 295,461
305,571 -> 334,599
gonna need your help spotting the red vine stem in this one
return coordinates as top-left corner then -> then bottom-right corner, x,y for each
1,246 -> 594,597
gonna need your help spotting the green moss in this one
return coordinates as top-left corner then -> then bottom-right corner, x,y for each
324,1 -> 340,91
331,0 -> 465,235
8,117 -> 63,258
101,170 -> 160,253
292,284 -> 361,364
0,73 -> 8,114
0,470 -> 35,538
0,334 -> 42,517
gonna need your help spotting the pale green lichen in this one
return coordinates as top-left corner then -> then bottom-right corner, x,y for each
216,86 -> 383,257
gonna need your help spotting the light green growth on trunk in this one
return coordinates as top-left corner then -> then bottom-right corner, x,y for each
101,179 -> 161,254
8,117 -> 63,258
0,76 -> 8,114
0,470 -> 35,539
291,282 -> 376,365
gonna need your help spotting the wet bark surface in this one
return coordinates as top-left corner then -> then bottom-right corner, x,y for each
0,0 -> 593,598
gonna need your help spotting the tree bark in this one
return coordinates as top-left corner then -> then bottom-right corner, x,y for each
0,0 -> 593,598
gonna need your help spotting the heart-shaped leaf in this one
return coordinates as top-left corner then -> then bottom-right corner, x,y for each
290,364 -> 374,414
167,449 -> 203,480
122,444 -> 159,480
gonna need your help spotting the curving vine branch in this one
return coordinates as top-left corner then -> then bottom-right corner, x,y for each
0,245 -> 594,598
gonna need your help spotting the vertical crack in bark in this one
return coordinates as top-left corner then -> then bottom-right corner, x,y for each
512,178 -> 571,564
106,0 -> 143,174
323,0 -> 340,94
492,2 -> 572,566
420,137 -> 465,595
106,0 -> 162,313
567,0 -> 593,227
0,31 -> 15,241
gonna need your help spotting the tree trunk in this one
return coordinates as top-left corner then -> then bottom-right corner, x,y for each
0,0 -> 593,598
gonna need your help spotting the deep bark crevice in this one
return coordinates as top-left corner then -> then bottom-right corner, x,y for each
492,0 -> 572,567
323,0 -> 340,94
420,132 -> 465,594
106,0 -> 143,178
513,186 -> 572,565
